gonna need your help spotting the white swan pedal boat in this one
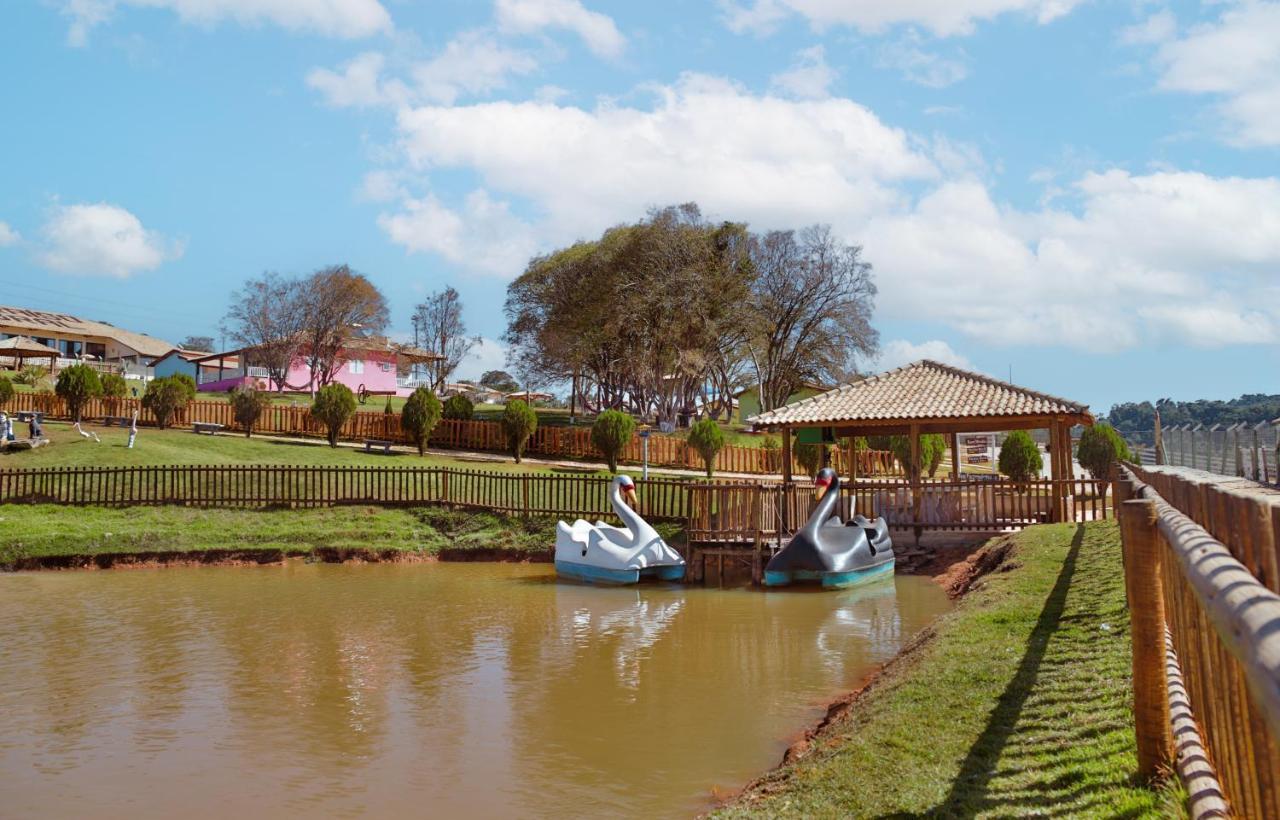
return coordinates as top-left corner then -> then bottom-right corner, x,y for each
554,474 -> 686,584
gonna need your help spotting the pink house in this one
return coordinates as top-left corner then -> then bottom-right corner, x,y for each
192,339 -> 441,398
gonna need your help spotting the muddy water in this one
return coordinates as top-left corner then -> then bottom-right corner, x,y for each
0,564 -> 950,819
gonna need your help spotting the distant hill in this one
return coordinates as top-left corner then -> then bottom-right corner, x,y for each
1108,394 -> 1280,436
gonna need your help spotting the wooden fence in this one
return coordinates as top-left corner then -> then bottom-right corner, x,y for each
1135,423 -> 1280,485
2,392 -> 901,478
1118,464 -> 1280,818
0,465 -> 691,522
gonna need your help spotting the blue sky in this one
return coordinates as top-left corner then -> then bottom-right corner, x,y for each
2,0 -> 1277,414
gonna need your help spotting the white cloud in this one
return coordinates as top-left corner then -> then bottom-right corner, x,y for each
720,0 -> 1083,38
394,72 -> 935,241
1148,2 -> 1280,146
377,189 -> 538,277
495,0 -> 625,58
1118,9 -> 1176,46
38,203 -> 183,278
877,31 -> 968,87
371,74 -> 1278,350
308,33 -> 537,109
865,171 -> 1280,349
60,0 -> 392,45
0,221 -> 19,246
878,339 -> 975,371
769,45 -> 837,99
453,337 -> 509,382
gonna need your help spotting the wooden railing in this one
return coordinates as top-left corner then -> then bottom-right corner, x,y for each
1,393 -> 901,478
1118,464 -> 1280,817
0,465 -> 691,522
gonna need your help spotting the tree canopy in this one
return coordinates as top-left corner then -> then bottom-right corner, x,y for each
311,383 -> 357,447
591,409 -> 635,473
402,387 -> 443,456
55,363 -> 102,422
503,203 -> 877,423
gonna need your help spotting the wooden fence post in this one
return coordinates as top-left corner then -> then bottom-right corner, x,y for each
1118,496 -> 1173,780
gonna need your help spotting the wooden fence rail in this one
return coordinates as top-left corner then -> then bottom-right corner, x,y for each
2,393 -> 901,478
1119,464 -> 1280,818
0,465 -> 693,522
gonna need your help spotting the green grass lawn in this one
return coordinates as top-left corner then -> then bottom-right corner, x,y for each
0,504 -> 684,568
0,421 -> 624,475
717,520 -> 1183,819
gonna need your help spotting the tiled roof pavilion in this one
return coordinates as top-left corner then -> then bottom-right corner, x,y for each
749,360 -> 1093,433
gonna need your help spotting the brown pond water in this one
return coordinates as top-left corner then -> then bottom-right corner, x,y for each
0,563 -> 950,819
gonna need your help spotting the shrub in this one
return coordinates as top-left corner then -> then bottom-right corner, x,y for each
311,383 -> 357,447
384,397 -> 394,415
760,436 -> 780,471
55,363 -> 103,422
998,430 -> 1042,485
442,394 -> 474,421
1076,423 -> 1131,481
100,373 -> 127,413
230,385 -> 272,438
0,376 -> 12,408
141,375 -> 197,429
14,365 -> 47,386
796,443 -> 829,478
402,387 -> 443,456
687,418 -> 725,478
502,399 -> 538,463
591,409 -> 635,473
886,434 -> 947,478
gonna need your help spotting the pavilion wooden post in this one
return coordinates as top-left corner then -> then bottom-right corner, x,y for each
1048,423 -> 1063,523
909,423 -> 922,533
949,431 -> 960,485
781,426 -> 794,533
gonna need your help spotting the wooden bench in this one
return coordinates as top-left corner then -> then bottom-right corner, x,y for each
193,422 -> 225,435
102,415 -> 132,427
364,438 -> 394,454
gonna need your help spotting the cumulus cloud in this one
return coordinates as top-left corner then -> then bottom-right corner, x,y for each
1118,9 -> 1176,46
309,32 -> 538,109
720,0 -> 1083,38
495,0 -> 625,58
0,221 -> 19,246
769,45 -> 837,99
369,73 -> 1278,350
377,189 -> 538,277
60,0 -> 392,46
1148,2 -> 1280,147
453,337 -> 510,382
394,72 -> 935,241
38,203 -> 183,278
877,339 -> 975,371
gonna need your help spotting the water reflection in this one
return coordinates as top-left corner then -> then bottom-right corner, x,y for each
0,565 -> 950,819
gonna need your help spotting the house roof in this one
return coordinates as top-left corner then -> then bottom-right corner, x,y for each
733,380 -> 833,398
148,348 -> 210,367
0,305 -> 174,358
748,360 -> 1092,429
0,335 -> 61,357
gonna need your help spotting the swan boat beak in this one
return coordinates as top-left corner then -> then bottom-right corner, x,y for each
813,476 -> 831,500
624,485 -> 639,508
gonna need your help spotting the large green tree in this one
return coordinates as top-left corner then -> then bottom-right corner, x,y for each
311,383 -> 357,447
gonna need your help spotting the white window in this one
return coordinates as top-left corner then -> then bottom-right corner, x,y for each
348,360 -> 365,374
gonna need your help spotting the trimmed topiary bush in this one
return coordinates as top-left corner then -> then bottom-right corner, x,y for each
0,375 -> 13,408
688,418 -> 725,478
502,399 -> 537,463
442,394 -> 474,421
796,443 -> 829,478
230,384 -> 272,438
760,435 -> 780,472
591,409 -> 635,473
55,363 -> 103,422
142,374 -> 197,430
402,387 -> 443,456
999,430 -> 1042,485
311,383 -> 357,447
1076,423 -> 1131,481
100,373 -> 127,414
885,434 -> 947,478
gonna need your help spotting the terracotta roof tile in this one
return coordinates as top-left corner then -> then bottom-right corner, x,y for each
748,360 -> 1090,427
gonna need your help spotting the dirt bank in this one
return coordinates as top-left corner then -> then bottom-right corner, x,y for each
6,545 -> 554,571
